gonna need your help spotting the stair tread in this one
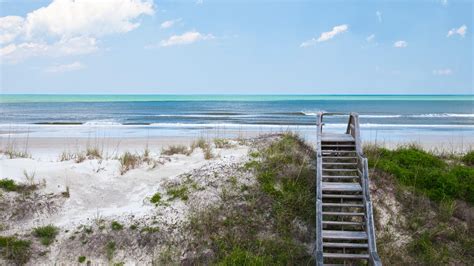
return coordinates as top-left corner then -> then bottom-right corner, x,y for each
323,175 -> 359,179
323,156 -> 357,159
323,252 -> 370,259
321,133 -> 354,142
322,182 -> 362,192
323,242 -> 369,248
323,168 -> 358,172
322,150 -> 357,153
322,194 -> 363,199
323,162 -> 357,165
323,203 -> 364,207
323,230 -> 368,240
323,211 -> 365,216
323,221 -> 364,226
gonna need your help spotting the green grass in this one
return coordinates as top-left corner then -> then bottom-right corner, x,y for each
167,185 -> 189,201
111,221 -> 123,231
365,145 -> 474,203
0,179 -> 18,191
0,236 -> 31,264
106,241 -> 116,261
78,256 -> 86,263
462,151 -> 474,166
33,225 -> 59,246
150,192 -> 162,205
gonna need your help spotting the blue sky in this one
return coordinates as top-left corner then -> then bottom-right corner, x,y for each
0,0 -> 472,94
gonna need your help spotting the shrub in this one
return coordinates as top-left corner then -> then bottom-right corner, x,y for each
213,138 -> 233,149
0,179 -> 18,191
111,221 -> 123,231
78,256 -> 86,263
33,225 -> 59,246
161,145 -> 191,156
0,236 -> 31,264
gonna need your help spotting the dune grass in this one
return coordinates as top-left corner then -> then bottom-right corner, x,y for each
161,145 -> 191,156
119,152 -> 141,174
33,225 -> 59,246
186,133 -> 315,264
0,236 -> 31,264
365,145 -> 474,204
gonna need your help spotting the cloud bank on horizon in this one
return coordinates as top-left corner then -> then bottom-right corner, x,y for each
0,0 -> 471,94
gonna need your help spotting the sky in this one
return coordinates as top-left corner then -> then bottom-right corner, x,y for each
0,0 -> 472,94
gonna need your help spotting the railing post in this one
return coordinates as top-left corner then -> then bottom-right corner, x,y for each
315,112 -> 324,266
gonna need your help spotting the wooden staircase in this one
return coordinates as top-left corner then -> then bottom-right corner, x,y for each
315,113 -> 382,266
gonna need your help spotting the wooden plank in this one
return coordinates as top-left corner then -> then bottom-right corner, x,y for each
323,242 -> 368,248
323,253 -> 370,259
322,182 -> 362,192
322,203 -> 364,208
322,194 -> 363,199
323,162 -> 358,166
322,230 -> 368,240
323,212 -> 365,216
322,221 -> 364,226
323,168 -> 358,172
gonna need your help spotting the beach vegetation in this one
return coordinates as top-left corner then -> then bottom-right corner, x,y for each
62,186 -> 70,198
167,185 -> 189,201
0,235 -> 31,264
462,150 -> 474,166
161,145 -> 191,156
203,145 -> 214,160
86,146 -> 102,159
0,179 -> 18,191
2,146 -> 29,159
119,152 -> 141,174
111,221 -> 123,231
191,137 -> 208,150
186,132 -> 315,264
78,256 -> 86,263
33,224 -> 59,246
150,192 -> 162,205
105,241 -> 116,261
365,145 -> 474,204
213,138 -> 233,149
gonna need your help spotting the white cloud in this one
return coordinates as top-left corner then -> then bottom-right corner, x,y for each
393,40 -> 408,48
447,25 -> 467,38
0,0 -> 154,63
159,31 -> 214,47
376,11 -> 382,23
366,34 -> 375,42
433,68 -> 453,76
45,61 -> 85,73
0,16 -> 25,44
160,18 -> 181,29
300,24 -> 348,47
441,0 -> 449,6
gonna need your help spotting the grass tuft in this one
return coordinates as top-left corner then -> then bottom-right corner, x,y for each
0,236 -> 31,264
111,221 -> 123,231
150,192 -> 162,205
161,145 -> 192,156
33,225 -> 59,246
119,152 -> 141,174
0,179 -> 18,191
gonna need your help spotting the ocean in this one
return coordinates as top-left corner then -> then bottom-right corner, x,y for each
1,94 -> 473,142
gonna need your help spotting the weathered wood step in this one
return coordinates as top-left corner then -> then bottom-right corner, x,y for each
322,175 -> 359,179
322,230 -> 368,240
322,194 -> 363,199
322,182 -> 362,192
322,144 -> 355,147
323,156 -> 357,160
323,253 -> 370,259
323,162 -> 358,166
323,221 -> 364,226
323,168 -> 358,172
321,133 -> 354,142
323,212 -> 365,216
323,242 -> 369,248
323,203 -> 364,208
322,150 -> 357,154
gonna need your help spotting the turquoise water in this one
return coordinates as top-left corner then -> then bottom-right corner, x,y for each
0,94 -> 472,140
1,94 -> 472,103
